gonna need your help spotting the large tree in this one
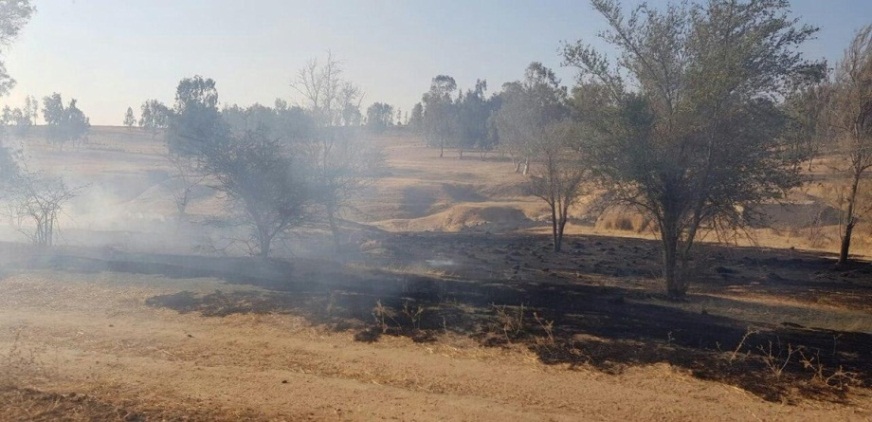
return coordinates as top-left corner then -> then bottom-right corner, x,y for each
455,79 -> 497,159
824,25 -> 872,265
167,76 -> 225,156
291,54 -> 379,250
139,99 -> 170,136
421,75 -> 458,158
495,63 -> 569,174
365,102 -> 394,132
200,131 -> 309,258
167,77 -> 310,257
42,94 -> 90,148
563,0 -> 823,297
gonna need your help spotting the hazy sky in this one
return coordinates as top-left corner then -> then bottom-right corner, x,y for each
2,0 -> 871,125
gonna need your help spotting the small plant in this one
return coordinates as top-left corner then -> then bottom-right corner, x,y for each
798,348 -> 861,390
757,340 -> 800,379
729,327 -> 759,364
402,301 -> 425,330
325,290 -> 338,316
493,303 -> 526,343
532,312 -> 555,347
372,300 -> 394,333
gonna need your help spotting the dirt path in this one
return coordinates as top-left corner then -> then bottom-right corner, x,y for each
0,271 -> 869,421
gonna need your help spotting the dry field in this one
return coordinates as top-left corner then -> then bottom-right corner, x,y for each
1,127 -> 871,420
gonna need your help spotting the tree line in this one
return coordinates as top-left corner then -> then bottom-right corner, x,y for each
1,0 -> 871,299
408,0 -> 872,298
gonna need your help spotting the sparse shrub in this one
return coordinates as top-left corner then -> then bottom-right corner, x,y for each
492,304 -> 526,343
402,301 -> 424,330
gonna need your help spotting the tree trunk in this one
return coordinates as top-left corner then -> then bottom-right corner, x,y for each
838,170 -> 861,266
514,160 -> 522,173
522,158 -> 529,176
550,203 -> 559,252
661,233 -> 685,298
556,214 -> 568,253
327,205 -> 341,252
439,140 -> 444,158
259,235 -> 271,259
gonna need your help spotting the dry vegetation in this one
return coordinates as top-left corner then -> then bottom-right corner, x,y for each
0,127 -> 871,420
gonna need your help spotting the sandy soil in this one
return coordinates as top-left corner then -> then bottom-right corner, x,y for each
1,269 -> 870,421
1,127 -> 871,420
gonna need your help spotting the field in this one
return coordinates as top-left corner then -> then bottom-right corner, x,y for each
1,127 -> 872,421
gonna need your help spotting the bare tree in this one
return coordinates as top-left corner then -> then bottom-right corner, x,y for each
825,25 -> 872,265
10,173 -> 78,246
291,54 -> 380,250
563,0 -> 823,297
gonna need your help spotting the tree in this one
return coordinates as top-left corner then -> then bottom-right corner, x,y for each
495,63 -> 568,174
139,99 -> 170,136
200,132 -> 308,258
409,102 -> 424,133
563,0 -> 823,297
42,94 -> 90,148
820,25 -> 872,265
167,78 -> 310,258
292,52 -> 364,127
123,106 -> 136,129
0,1 -> 34,96
529,121 -> 589,252
1,105 -> 32,138
455,79 -> 498,159
366,102 -> 394,132
291,54 -> 380,250
10,172 -> 78,246
167,76 -> 225,157
421,75 -> 458,158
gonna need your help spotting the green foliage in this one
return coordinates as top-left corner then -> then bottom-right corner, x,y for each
139,99 -> 170,136
123,106 -> 136,128
563,0 -> 823,296
200,131 -> 309,258
41,93 -> 90,147
0,1 -> 34,96
167,76 -> 226,156
366,102 -> 394,132
421,75 -> 458,157
494,62 -> 569,172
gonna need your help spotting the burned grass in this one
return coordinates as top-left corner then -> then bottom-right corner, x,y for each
6,232 -> 872,404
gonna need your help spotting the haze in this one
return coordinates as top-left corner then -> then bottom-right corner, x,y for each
1,0 -> 869,125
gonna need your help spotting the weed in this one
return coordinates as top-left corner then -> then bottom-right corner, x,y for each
493,304 -> 526,343
402,301 -> 425,330
372,300 -> 397,333
798,348 -> 861,390
729,327 -> 759,364
532,312 -> 555,347
757,339 -> 800,379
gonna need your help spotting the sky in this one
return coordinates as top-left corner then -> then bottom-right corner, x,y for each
2,0 -> 871,125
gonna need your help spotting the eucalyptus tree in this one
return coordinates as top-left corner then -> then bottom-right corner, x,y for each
421,75 -> 458,158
